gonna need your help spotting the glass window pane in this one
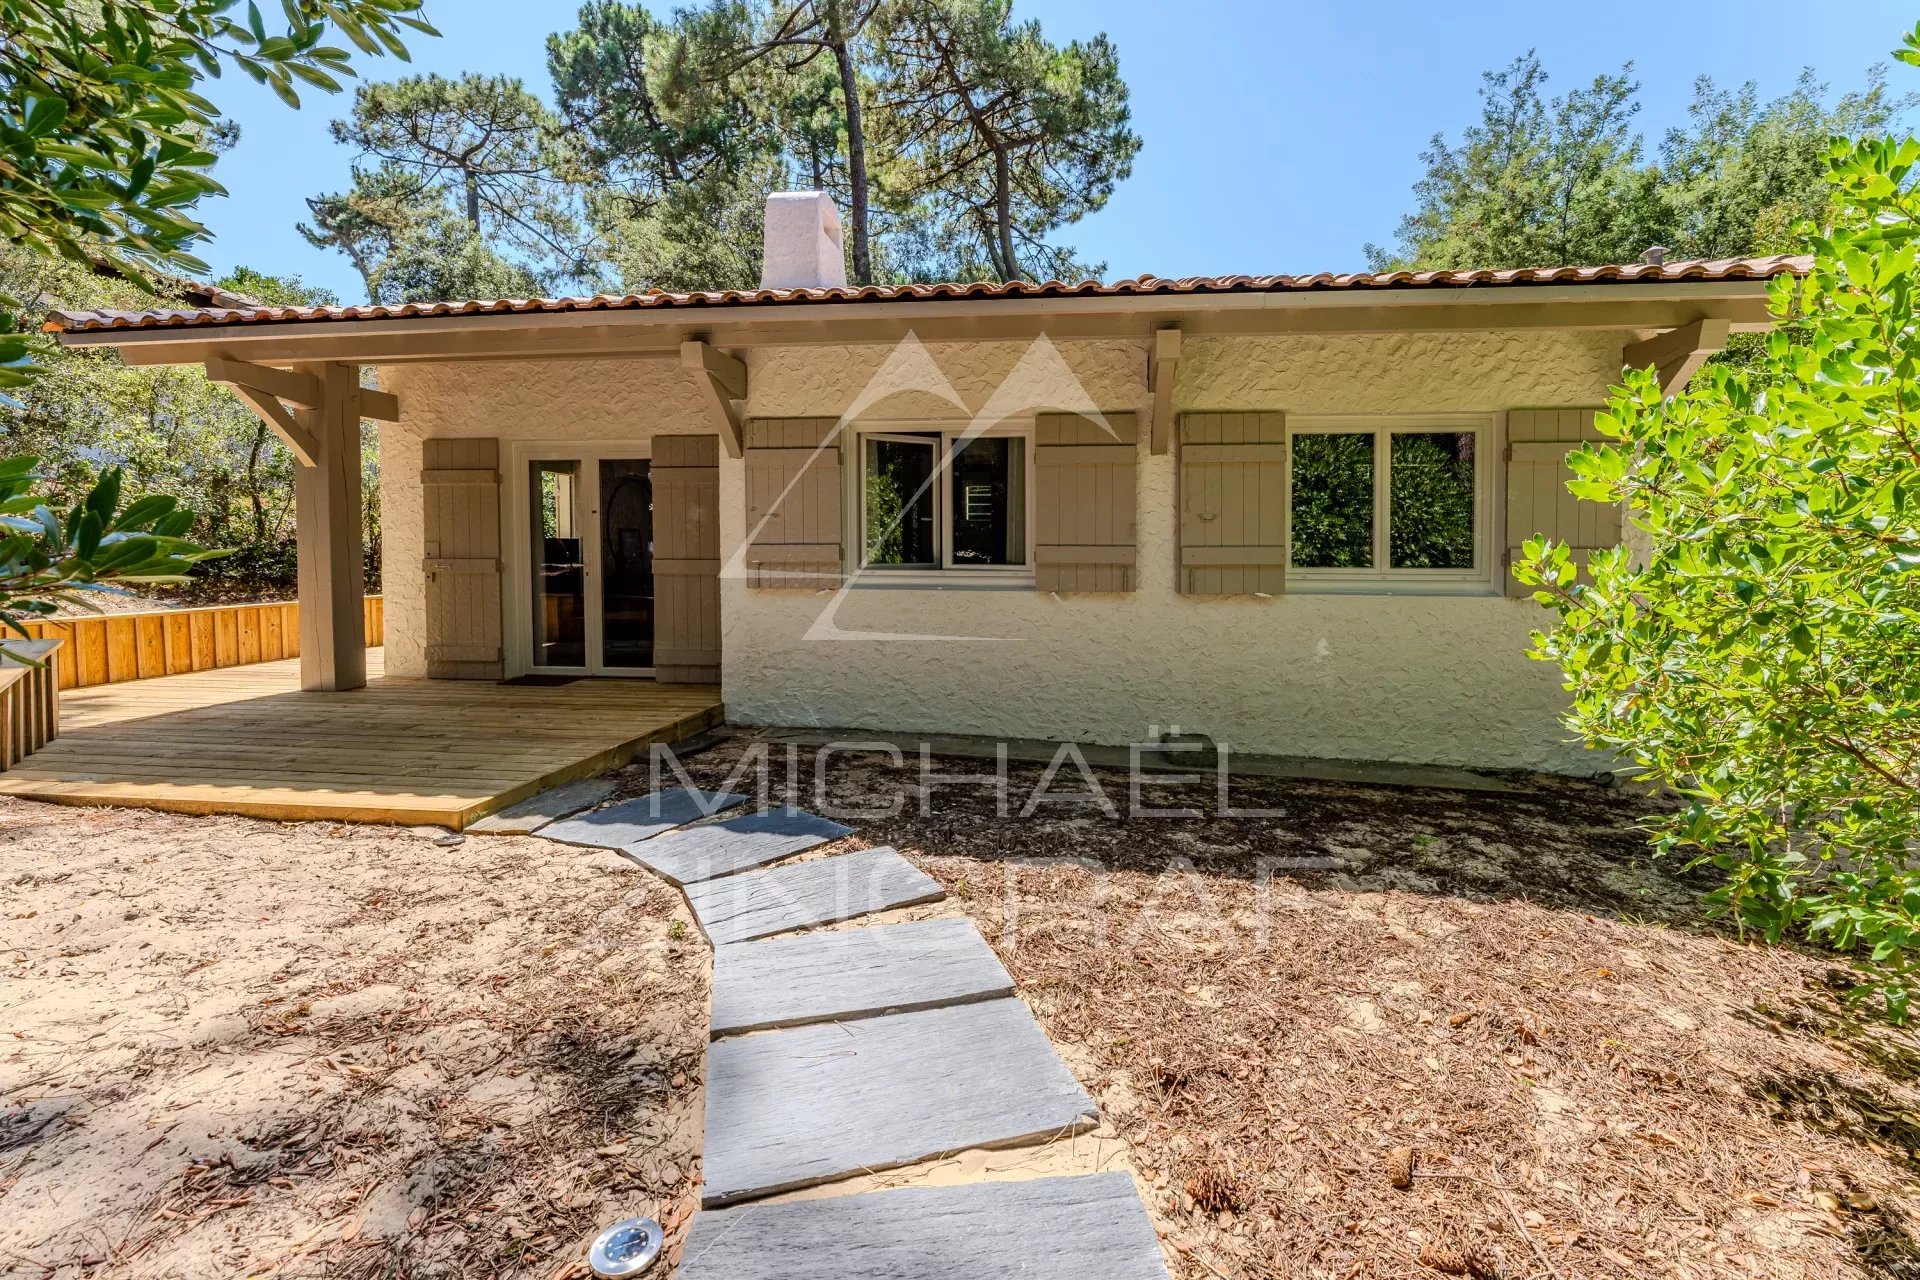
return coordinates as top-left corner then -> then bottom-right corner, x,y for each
530,460 -> 586,667
599,458 -> 653,668
1290,433 -> 1374,568
1389,432 -> 1476,569
949,436 -> 1025,566
864,437 -> 938,566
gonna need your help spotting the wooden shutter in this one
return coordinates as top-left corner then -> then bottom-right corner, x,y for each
1034,412 -> 1137,592
744,418 -> 844,589
1503,408 -> 1619,597
1179,412 -> 1288,596
422,438 -> 503,679
652,435 -> 722,684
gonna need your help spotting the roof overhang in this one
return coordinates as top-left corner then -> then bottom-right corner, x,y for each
50,278 -> 1786,368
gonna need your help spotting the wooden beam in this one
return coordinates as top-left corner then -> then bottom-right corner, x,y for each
682,338 -> 746,397
206,355 -> 321,407
359,387 -> 401,422
226,383 -> 321,467
681,339 -> 747,458
1148,326 -> 1181,456
1623,317 -> 1730,396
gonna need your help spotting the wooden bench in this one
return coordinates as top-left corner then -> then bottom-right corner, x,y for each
0,638 -> 62,771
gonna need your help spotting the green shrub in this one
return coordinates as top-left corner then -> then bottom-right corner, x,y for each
1517,117 -> 1920,1017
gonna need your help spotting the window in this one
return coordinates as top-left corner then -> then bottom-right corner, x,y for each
1289,418 -> 1485,585
859,426 -> 1030,574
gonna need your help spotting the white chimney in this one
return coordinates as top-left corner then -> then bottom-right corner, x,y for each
760,191 -> 847,291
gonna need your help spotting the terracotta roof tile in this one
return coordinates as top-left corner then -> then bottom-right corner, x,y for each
44,254 -> 1811,334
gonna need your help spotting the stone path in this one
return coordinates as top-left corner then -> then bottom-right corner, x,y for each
676,1172 -> 1170,1280
709,917 -> 1013,1035
466,777 -> 617,834
538,786 -> 747,849
683,845 -> 944,945
701,998 -> 1099,1205
522,784 -> 1170,1278
626,806 -> 855,886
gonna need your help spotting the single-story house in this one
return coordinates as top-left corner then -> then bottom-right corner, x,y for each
47,193 -> 1805,774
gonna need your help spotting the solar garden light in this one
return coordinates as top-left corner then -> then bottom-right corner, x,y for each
589,1217 -> 664,1276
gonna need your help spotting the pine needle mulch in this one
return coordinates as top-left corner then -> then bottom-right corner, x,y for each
677,737 -> 1920,1280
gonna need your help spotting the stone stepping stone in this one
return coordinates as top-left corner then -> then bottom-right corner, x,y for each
625,806 -> 853,886
677,1172 -> 1171,1280
710,917 -> 1014,1036
467,777 -> 617,835
701,997 -> 1098,1206
686,847 -> 944,947
537,786 -> 747,849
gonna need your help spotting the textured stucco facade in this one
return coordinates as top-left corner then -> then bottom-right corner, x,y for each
725,332 -> 1615,774
375,327 -> 1623,775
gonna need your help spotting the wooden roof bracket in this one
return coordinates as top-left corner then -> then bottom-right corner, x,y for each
1622,317 -> 1730,397
1148,326 -> 1181,455
206,355 -> 399,469
681,339 -> 747,458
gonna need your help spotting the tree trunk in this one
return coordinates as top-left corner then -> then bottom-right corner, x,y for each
993,145 -> 1017,282
822,0 -> 872,285
463,169 -> 482,230
246,421 -> 270,543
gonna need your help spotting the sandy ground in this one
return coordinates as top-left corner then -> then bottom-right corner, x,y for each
657,733 -> 1920,1280
0,801 -> 706,1280
12,732 -> 1920,1280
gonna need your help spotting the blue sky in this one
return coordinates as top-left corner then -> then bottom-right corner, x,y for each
197,1 -> 1916,300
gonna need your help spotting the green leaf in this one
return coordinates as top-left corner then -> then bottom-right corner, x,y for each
23,95 -> 70,138
85,469 -> 122,525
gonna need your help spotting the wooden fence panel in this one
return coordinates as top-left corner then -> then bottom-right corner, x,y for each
14,596 -> 384,690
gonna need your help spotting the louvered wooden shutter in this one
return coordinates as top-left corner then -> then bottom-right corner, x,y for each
1504,408 -> 1619,597
422,438 -> 503,679
745,418 -> 844,589
1035,411 -> 1137,592
1179,412 -> 1288,595
652,435 -> 721,684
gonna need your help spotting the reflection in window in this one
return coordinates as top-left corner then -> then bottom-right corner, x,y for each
1290,433 -> 1374,568
864,436 -> 938,566
949,436 -> 1025,566
530,460 -> 585,666
1390,432 -> 1476,569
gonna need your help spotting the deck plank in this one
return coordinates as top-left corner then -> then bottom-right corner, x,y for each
0,650 -> 722,828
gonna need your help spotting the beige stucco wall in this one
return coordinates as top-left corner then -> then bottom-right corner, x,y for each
376,328 -> 1624,774
722,331 -> 1625,774
376,357 -> 710,678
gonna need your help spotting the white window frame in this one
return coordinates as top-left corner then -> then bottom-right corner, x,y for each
850,419 -> 1037,588
1287,413 -> 1496,594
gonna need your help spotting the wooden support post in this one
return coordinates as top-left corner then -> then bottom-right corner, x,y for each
681,339 -> 747,458
209,356 -> 393,693
1623,317 -> 1730,397
1148,327 -> 1181,455
292,363 -> 368,692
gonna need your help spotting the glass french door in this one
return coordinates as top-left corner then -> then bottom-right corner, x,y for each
526,454 -> 654,675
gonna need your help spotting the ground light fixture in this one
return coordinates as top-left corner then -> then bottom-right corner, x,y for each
588,1217 -> 664,1276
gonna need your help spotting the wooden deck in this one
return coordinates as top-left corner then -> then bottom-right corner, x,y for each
0,650 -> 723,829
